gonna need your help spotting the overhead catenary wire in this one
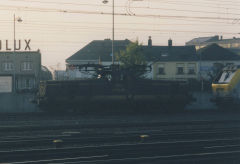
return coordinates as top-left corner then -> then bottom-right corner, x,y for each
0,1 -> 239,28
2,22 -> 238,35
0,2 -> 237,46
2,0 -> 240,26
8,0 -> 240,10
0,5 -> 238,23
3,0 -> 239,67
4,0 -> 240,17
151,0 -> 240,11
0,1 -> 238,42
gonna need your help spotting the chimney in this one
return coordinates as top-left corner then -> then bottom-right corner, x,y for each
168,38 -> 172,47
148,36 -> 152,47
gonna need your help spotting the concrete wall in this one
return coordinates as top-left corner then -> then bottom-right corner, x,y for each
0,93 -> 39,113
185,92 -> 217,110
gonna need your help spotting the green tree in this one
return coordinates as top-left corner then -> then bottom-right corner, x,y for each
116,41 -> 147,78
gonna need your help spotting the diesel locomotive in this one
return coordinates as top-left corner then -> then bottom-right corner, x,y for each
36,64 -> 193,112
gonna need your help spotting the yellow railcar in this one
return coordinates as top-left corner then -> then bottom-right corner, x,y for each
212,65 -> 240,107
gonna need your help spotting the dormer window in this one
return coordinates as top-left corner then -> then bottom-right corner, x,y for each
161,53 -> 168,57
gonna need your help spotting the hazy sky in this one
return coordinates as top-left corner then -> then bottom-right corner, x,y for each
1,0 -> 240,70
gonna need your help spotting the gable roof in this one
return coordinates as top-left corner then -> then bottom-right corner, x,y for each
186,35 -> 219,45
197,43 -> 240,61
142,45 -> 197,62
206,38 -> 240,44
66,39 -> 131,62
66,39 -> 197,63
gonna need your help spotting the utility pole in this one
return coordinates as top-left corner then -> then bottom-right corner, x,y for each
102,0 -> 114,65
13,14 -> 22,92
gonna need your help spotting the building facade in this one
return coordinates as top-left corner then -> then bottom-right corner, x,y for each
66,38 -> 198,80
152,43 -> 240,81
153,62 -> 198,80
145,41 -> 198,80
197,44 -> 240,81
0,51 -> 41,92
66,37 -> 240,82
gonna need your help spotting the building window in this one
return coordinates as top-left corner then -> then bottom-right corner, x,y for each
3,62 -> 14,71
23,78 -> 35,89
188,63 -> 196,75
22,62 -> 32,71
176,63 -> 184,75
158,64 -> 165,75
26,79 -> 30,88
16,78 -> 18,89
177,67 -> 184,74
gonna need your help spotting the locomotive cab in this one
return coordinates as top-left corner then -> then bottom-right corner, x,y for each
212,65 -> 240,107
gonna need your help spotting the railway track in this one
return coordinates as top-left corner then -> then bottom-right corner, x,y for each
1,114 -> 240,163
1,119 -> 240,133
2,137 -> 240,163
1,127 -> 240,151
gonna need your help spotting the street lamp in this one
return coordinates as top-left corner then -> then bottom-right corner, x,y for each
14,14 -> 22,52
13,14 -> 22,92
102,0 -> 114,65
